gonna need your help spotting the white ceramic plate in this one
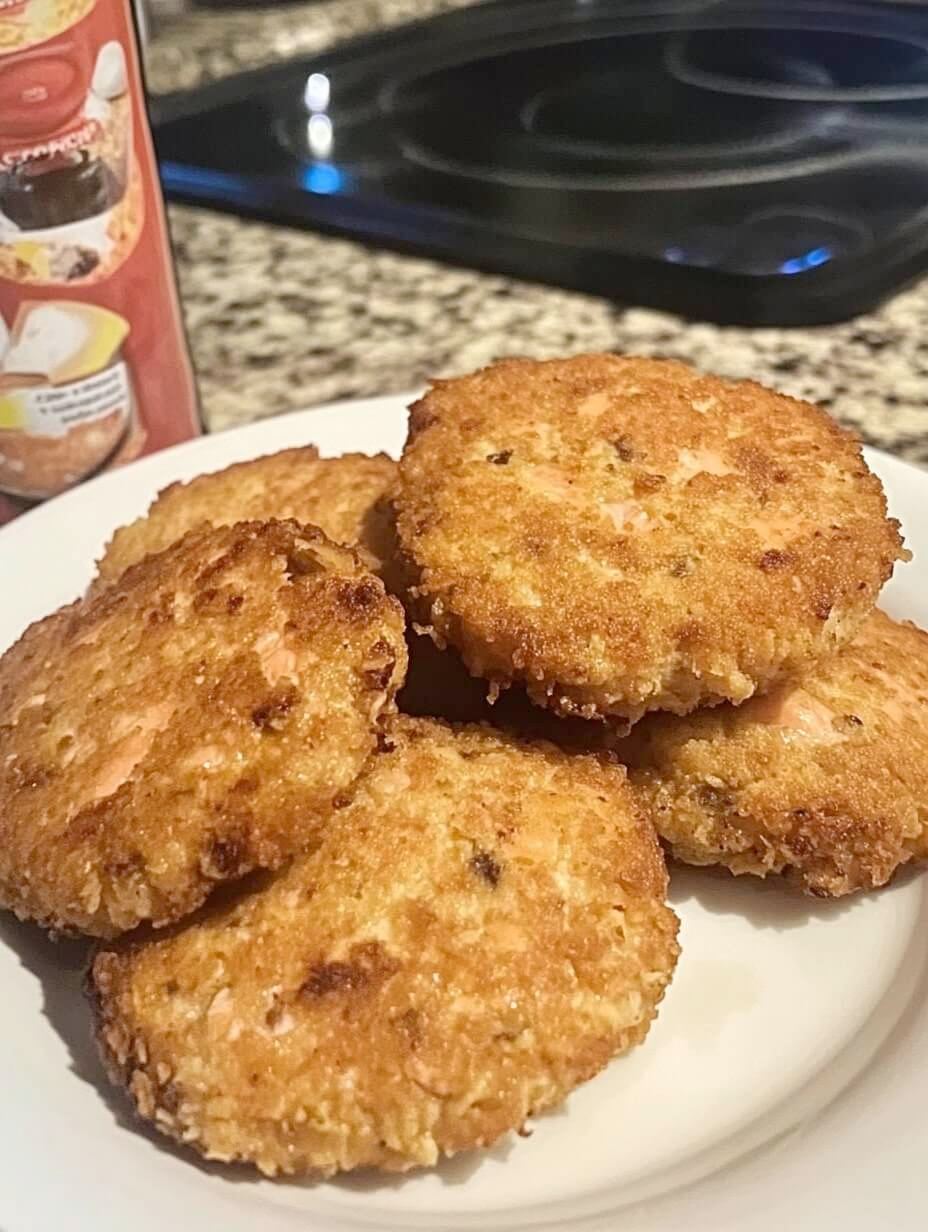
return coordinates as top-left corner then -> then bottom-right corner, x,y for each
1,394 -> 926,1232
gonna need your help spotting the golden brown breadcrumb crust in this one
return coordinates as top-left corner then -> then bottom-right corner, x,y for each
621,610 -> 928,897
396,355 -> 905,723
89,717 -> 679,1176
0,520 -> 407,936
94,448 -> 398,588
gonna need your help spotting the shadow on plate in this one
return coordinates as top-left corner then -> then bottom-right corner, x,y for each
667,860 -> 923,930
0,910 -> 528,1191
0,912 -> 258,1184
7,855 -> 911,1193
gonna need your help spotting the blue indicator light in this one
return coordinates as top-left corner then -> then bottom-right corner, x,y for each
780,246 -> 832,275
301,163 -> 344,195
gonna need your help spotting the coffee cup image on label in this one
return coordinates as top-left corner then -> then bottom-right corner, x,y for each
0,299 -> 134,498
0,2 -> 99,53
0,36 -> 136,284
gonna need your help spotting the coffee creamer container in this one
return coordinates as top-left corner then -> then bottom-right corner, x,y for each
0,0 -> 199,522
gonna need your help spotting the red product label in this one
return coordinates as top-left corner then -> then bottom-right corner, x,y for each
0,0 -> 200,523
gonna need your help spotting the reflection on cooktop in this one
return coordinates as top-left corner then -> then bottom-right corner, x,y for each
153,0 -> 928,325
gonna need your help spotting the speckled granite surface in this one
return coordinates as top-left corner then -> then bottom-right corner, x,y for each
149,1 -> 928,462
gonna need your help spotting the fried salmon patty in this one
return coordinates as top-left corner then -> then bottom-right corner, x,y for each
0,520 -> 407,936
396,356 -> 904,723
90,717 -> 679,1176
621,610 -> 928,897
95,448 -> 398,588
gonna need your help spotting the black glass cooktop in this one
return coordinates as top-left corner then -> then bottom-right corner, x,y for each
153,0 -> 928,324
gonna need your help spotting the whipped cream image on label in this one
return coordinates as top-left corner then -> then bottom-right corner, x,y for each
91,39 -> 125,99
4,301 -> 91,376
1,299 -> 128,383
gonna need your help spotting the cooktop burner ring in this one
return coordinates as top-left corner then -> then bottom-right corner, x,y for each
667,24 -> 928,103
395,136 -> 863,194
377,23 -> 862,186
518,85 -> 826,166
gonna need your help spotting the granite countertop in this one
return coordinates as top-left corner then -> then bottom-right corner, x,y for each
148,0 -> 928,462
